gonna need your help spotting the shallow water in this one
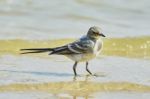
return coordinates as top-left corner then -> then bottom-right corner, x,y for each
0,41 -> 150,98
0,37 -> 150,99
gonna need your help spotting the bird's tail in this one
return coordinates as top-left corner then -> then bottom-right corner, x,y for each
20,48 -> 53,54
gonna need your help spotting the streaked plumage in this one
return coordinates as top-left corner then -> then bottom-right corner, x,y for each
21,26 -> 105,76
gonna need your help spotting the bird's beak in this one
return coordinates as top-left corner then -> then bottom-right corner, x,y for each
99,33 -> 106,37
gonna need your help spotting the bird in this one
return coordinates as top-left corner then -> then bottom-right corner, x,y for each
20,26 -> 106,76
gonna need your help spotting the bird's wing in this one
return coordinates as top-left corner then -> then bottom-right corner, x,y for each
50,38 -> 94,55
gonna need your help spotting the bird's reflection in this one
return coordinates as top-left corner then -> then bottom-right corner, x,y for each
52,75 -> 94,99
50,75 -> 93,99
73,74 -> 92,82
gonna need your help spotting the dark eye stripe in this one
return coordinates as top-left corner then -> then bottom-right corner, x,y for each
93,32 -> 99,35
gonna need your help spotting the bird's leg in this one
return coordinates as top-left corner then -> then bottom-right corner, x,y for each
86,62 -> 92,75
73,62 -> 78,76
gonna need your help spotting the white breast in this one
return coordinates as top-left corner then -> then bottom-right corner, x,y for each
93,39 -> 103,56
66,39 -> 103,62
67,54 -> 96,62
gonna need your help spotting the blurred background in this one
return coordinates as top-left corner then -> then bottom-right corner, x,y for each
0,1 -> 150,99
0,0 -> 150,40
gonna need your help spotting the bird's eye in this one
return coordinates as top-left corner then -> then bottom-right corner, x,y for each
93,32 -> 99,35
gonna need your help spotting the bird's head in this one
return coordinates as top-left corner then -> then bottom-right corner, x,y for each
87,26 -> 105,39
